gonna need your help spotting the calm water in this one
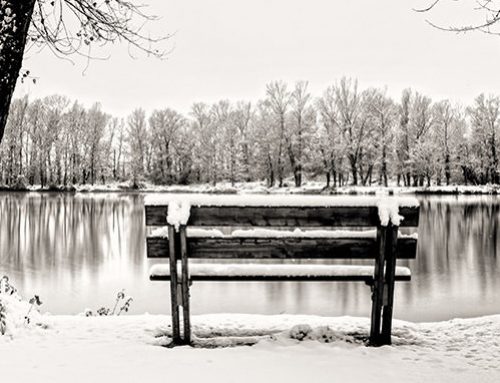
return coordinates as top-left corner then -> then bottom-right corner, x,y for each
0,193 -> 499,322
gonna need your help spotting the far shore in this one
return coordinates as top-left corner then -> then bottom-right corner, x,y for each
1,181 -> 500,196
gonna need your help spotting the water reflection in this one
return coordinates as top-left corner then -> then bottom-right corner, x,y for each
0,193 -> 499,321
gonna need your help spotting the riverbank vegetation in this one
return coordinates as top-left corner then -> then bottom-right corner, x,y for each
3,78 -> 500,190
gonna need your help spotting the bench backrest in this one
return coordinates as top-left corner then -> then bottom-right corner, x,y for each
145,199 -> 420,261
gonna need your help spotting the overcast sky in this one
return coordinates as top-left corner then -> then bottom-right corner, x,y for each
13,0 -> 500,117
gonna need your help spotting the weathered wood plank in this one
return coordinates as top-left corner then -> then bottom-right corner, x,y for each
179,226 -> 191,344
168,225 -> 181,344
380,224 -> 399,346
145,205 -> 169,226
146,237 -> 169,258
145,205 -> 420,227
399,206 -> 419,227
146,236 -> 417,259
369,226 -> 386,346
150,274 -> 411,282
147,206 -> 380,227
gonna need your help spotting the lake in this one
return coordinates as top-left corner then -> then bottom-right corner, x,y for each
0,192 -> 499,322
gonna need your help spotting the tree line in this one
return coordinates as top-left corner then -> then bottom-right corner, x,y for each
1,77 -> 499,189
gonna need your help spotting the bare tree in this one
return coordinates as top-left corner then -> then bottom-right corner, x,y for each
334,77 -> 367,186
233,101 -> 253,182
364,88 -> 396,187
127,108 -> 148,187
316,86 -> 343,187
468,94 -> 500,184
0,0 -> 167,144
288,81 -> 314,187
149,109 -> 185,184
266,81 -> 290,187
433,101 -> 464,185
416,1 -> 500,34
396,89 -> 412,186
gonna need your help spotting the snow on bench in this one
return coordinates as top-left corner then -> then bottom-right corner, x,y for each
144,193 -> 419,208
150,227 -> 419,240
144,194 -> 420,228
149,263 -> 412,281
150,227 -> 379,239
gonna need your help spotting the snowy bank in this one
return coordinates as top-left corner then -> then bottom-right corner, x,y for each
0,312 -> 499,383
3,180 -> 500,195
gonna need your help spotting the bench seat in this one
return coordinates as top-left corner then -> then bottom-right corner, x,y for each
149,263 -> 412,282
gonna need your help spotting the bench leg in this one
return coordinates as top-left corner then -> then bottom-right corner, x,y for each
369,226 -> 386,346
168,225 -> 182,344
179,225 -> 191,345
381,225 -> 398,346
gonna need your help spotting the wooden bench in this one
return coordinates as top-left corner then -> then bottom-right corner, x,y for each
144,195 -> 420,347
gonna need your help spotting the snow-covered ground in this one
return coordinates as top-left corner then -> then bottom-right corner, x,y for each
1,293 -> 499,383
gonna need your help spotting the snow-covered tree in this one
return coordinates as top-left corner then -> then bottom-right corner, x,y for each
288,81 -> 315,187
149,109 -> 185,184
467,94 -> 500,184
127,109 -> 149,187
265,81 -> 291,187
0,1 -> 166,144
363,88 -> 396,186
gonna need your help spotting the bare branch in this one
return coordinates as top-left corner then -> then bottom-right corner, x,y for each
27,0 -> 171,59
418,0 -> 500,35
414,0 -> 442,13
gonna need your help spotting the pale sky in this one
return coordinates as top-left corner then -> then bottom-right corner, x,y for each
13,0 -> 500,117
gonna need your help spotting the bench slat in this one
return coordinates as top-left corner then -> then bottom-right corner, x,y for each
146,205 -> 419,227
146,236 -> 417,259
145,206 -> 376,227
149,263 -> 411,282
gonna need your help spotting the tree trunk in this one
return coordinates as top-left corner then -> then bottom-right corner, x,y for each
267,152 -> 274,187
242,142 -> 251,182
445,153 -> 451,185
490,131 -> 498,184
0,0 -> 36,143
348,155 -> 358,185
381,146 -> 388,187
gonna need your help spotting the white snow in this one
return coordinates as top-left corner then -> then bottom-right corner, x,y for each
229,228 -> 378,238
166,200 -> 191,230
150,227 -> 418,240
149,263 -> 411,278
398,232 -> 419,240
376,198 -> 406,226
145,194 -> 419,227
1,309 -> 499,382
150,227 -> 379,239
144,193 -> 419,208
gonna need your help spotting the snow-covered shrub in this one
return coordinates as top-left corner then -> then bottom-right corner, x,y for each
97,307 -> 110,316
117,296 -> 133,315
24,295 -> 42,324
286,324 -> 359,344
289,324 -> 313,341
85,290 -> 133,316
111,290 -> 125,315
0,301 -> 6,335
0,276 -> 42,336
83,308 -> 94,317
310,326 -> 337,343
0,275 -> 17,295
